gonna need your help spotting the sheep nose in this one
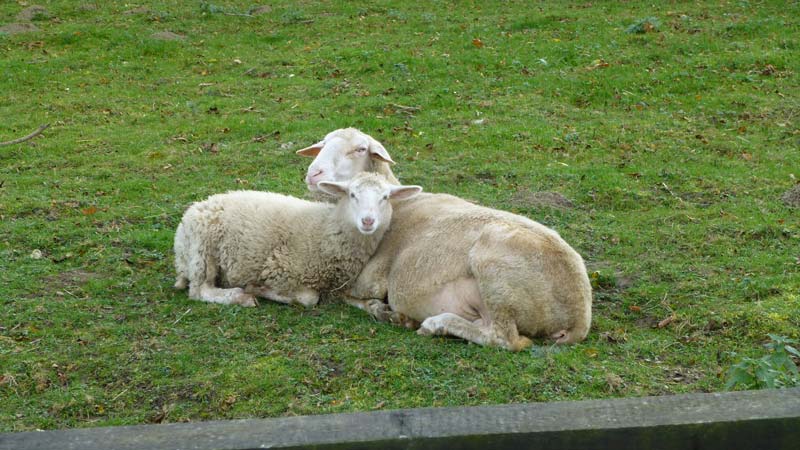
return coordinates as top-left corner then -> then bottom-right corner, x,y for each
307,169 -> 324,185
361,217 -> 375,227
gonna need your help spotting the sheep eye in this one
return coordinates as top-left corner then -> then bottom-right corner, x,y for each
382,195 -> 389,201
350,193 -> 356,199
356,147 -> 367,153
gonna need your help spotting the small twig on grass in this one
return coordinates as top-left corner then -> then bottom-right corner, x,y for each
111,387 -> 130,402
0,124 -> 50,147
173,308 -> 192,325
321,336 -> 371,344
661,182 -> 685,204
19,338 -> 42,354
389,103 -> 421,112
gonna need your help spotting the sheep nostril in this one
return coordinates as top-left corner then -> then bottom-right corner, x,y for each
307,169 -> 324,184
361,217 -> 375,227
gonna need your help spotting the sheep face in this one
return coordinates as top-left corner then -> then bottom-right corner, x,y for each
298,128 -> 394,190
318,174 -> 421,235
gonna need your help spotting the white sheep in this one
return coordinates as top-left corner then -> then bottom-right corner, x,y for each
297,129 -> 592,351
173,172 -> 422,307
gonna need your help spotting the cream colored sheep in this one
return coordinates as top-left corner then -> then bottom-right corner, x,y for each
297,129 -> 592,351
173,173 -> 422,308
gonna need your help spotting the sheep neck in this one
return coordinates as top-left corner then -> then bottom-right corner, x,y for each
370,161 -> 400,185
311,201 -> 387,289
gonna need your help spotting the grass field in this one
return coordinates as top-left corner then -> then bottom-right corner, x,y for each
1,0 -> 798,432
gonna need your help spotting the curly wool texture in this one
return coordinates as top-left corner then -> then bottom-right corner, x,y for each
174,174 -> 391,302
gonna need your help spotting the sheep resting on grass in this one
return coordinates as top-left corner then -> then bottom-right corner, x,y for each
297,129 -> 592,351
173,172 -> 422,307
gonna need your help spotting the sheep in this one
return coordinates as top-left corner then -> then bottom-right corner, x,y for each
173,172 -> 422,308
297,129 -> 592,351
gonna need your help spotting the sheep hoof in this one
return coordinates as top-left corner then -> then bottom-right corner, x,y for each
390,312 -> 419,329
417,316 -> 445,336
293,291 -> 319,308
510,336 -> 534,352
235,293 -> 258,307
174,277 -> 188,290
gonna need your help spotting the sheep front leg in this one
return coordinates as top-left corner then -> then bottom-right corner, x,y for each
348,253 -> 390,300
343,295 -> 418,329
245,284 -> 319,308
344,254 -> 419,326
190,284 -> 258,307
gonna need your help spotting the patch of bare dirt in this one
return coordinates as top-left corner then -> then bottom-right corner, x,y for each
510,189 -> 575,209
34,269 -> 99,297
782,184 -> 800,207
123,6 -> 151,15
0,23 -> 39,34
151,31 -> 186,41
17,5 -> 50,21
250,5 -> 272,15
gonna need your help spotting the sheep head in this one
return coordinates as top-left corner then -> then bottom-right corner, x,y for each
317,173 -> 421,235
297,128 -> 396,191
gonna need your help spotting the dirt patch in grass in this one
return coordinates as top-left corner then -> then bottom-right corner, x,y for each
250,6 -> 273,16
0,23 -> 39,34
123,6 -> 151,16
511,190 -> 575,209
17,6 -> 51,21
781,184 -> 800,207
151,31 -> 186,41
36,269 -> 99,297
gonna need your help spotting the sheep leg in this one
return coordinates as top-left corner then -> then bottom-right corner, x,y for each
344,296 -> 418,328
417,313 -> 532,351
246,284 -> 319,308
347,255 -> 390,300
190,283 -> 258,307
174,276 -> 189,290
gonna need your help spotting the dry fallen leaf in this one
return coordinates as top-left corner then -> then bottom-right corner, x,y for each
606,373 -> 624,391
657,314 -> 676,328
472,38 -> 484,48
586,59 -> 610,70
81,205 -> 97,215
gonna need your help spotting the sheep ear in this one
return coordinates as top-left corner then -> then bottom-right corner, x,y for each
368,137 -> 396,165
389,185 -> 422,200
296,140 -> 325,157
317,180 -> 349,197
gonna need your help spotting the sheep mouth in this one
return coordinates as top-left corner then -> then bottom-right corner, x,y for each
358,225 -> 376,234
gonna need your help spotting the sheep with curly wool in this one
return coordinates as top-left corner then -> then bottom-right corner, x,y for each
297,129 -> 592,351
173,172 -> 422,307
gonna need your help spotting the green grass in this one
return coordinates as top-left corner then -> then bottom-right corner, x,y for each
1,0 -> 798,432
